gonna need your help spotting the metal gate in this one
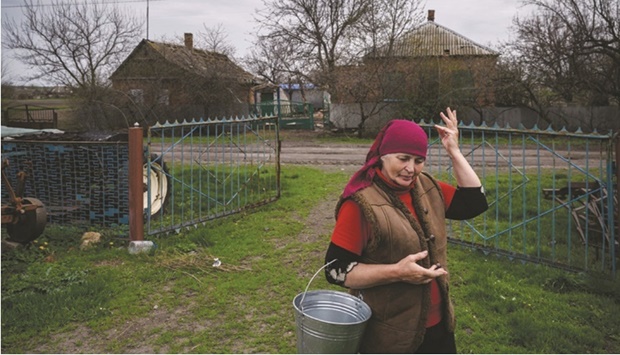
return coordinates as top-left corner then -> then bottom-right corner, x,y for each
145,115 -> 280,235
2,104 -> 58,129
420,121 -> 618,277
255,101 -> 315,130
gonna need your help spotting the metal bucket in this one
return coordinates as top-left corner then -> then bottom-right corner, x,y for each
293,262 -> 372,353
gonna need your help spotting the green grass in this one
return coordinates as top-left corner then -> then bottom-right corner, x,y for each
437,166 -> 618,275
450,247 -> 620,353
2,165 -> 620,353
149,163 -> 279,231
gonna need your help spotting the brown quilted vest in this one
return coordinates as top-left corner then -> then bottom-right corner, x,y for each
344,172 -> 455,353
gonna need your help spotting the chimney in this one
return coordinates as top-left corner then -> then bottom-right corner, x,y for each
427,10 -> 435,22
184,33 -> 193,50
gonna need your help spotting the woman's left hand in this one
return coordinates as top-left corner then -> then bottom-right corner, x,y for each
435,107 -> 460,155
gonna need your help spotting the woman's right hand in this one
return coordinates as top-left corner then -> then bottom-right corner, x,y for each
395,250 -> 448,284
342,250 -> 448,289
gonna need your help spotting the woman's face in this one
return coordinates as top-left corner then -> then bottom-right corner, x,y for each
380,153 -> 426,187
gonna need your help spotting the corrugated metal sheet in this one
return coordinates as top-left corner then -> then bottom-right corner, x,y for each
372,21 -> 499,58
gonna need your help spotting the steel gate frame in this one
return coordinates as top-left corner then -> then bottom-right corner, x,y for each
144,116 -> 280,235
420,121 -> 618,277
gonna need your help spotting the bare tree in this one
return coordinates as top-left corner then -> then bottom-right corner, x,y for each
354,0 -> 424,56
244,30 -> 317,92
492,50 -> 557,126
252,0 -> 425,135
1,56 -> 16,99
511,0 -> 620,105
346,0 -> 425,135
198,23 -> 237,57
254,0 -> 373,92
331,61 -> 403,136
2,0 -> 143,91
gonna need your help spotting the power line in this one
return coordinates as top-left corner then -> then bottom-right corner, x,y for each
2,0 -> 162,39
1,0 -> 163,9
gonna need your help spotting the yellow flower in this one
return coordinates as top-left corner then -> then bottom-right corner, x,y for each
39,246 -> 45,250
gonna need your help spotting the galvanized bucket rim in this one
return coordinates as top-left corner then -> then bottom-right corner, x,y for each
293,289 -> 371,326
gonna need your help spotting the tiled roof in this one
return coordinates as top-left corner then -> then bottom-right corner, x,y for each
145,40 -> 256,83
370,21 -> 499,58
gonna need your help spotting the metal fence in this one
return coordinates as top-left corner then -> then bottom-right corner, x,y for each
3,114 -> 617,276
420,121 -> 618,276
255,101 -> 315,130
2,105 -> 58,129
1,140 -> 129,226
145,115 -> 281,235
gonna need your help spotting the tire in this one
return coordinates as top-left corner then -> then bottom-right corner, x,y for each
6,198 -> 47,244
143,154 -> 170,218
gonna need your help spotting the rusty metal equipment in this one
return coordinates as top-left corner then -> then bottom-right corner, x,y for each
543,181 -> 619,250
1,158 -> 47,244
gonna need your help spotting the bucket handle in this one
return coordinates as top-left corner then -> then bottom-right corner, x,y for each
299,259 -> 337,312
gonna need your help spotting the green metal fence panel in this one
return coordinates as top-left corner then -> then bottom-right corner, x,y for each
145,115 -> 280,235
255,101 -> 315,130
419,121 -> 617,277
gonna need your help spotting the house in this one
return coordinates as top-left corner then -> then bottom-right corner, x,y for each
110,33 -> 258,122
331,10 -> 500,130
251,83 -> 329,110
370,10 -> 498,58
369,9 -> 499,105
279,83 -> 331,111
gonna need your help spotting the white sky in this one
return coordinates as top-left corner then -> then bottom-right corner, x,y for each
1,0 -> 533,85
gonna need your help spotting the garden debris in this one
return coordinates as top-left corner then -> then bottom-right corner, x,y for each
80,232 -> 101,250
1,239 -> 23,251
127,240 -> 156,254
158,251 -> 251,281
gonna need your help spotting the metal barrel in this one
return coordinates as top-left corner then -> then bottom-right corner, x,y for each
293,290 -> 371,354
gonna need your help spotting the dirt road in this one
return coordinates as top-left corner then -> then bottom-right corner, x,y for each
280,140 -> 367,168
278,138 -> 598,170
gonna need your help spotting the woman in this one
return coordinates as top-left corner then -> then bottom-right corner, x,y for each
324,108 -> 488,353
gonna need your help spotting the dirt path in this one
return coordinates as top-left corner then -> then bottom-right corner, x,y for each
33,160 -> 349,354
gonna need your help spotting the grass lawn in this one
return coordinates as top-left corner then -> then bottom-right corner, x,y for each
2,165 -> 619,353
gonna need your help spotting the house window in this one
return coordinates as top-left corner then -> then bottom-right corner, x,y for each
129,89 -> 144,104
158,89 -> 170,105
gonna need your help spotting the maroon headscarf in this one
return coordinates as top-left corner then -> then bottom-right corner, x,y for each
342,119 -> 428,198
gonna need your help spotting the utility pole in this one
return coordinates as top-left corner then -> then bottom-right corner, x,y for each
146,0 -> 150,39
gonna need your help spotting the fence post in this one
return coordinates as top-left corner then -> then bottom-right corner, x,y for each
128,123 -> 144,241
25,105 -> 31,123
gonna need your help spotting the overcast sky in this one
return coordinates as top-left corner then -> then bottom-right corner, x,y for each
1,0 -> 533,85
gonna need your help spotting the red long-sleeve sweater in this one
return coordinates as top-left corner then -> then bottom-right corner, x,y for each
331,171 -> 456,327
